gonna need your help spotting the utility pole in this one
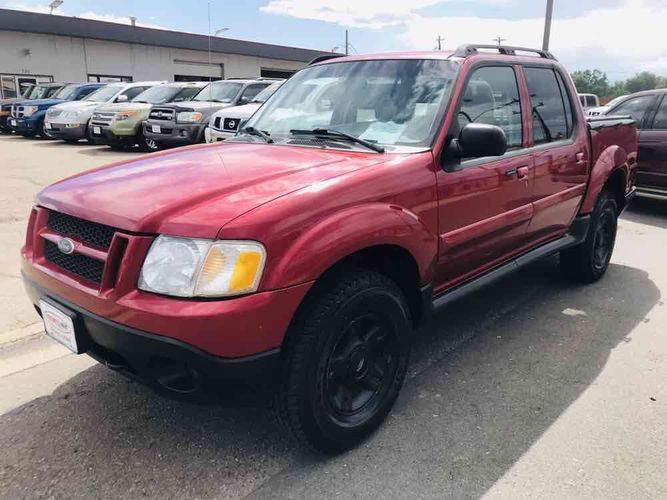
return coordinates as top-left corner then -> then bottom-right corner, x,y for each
493,36 -> 506,46
207,2 -> 212,81
543,0 -> 554,51
436,36 -> 444,51
345,29 -> 349,56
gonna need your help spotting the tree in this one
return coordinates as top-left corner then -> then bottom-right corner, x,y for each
624,71 -> 661,93
570,69 -> 610,96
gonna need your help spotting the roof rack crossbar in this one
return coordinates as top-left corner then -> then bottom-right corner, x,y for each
308,54 -> 345,65
453,44 -> 557,60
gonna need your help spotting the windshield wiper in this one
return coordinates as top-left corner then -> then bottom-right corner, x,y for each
239,126 -> 274,143
289,128 -> 385,153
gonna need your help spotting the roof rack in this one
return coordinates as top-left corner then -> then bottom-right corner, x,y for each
308,54 -> 345,65
452,44 -> 557,60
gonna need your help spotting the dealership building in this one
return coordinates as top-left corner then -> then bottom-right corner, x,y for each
0,8 -> 332,99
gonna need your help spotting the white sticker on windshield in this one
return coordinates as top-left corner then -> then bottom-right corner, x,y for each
359,121 -> 406,145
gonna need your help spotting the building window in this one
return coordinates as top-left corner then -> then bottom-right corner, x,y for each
261,68 -> 297,79
88,74 -> 133,83
174,75 -> 222,82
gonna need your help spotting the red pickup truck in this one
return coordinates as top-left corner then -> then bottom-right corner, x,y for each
22,45 -> 637,453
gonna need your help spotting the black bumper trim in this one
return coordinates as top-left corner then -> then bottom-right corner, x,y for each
23,274 -> 281,401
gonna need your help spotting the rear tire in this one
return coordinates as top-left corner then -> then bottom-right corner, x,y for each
275,269 -> 412,453
560,190 -> 618,283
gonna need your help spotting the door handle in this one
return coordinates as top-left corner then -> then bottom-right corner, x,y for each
575,152 -> 586,165
505,165 -> 530,179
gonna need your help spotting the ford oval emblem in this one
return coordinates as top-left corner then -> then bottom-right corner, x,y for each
57,237 -> 75,255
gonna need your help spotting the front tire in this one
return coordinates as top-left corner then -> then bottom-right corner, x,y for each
275,269 -> 412,453
560,190 -> 618,283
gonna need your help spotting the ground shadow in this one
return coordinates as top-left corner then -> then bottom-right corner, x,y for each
0,259 -> 660,499
622,195 -> 667,229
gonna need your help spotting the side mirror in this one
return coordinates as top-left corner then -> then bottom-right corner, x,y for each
446,123 -> 507,160
239,96 -> 250,105
116,94 -> 129,103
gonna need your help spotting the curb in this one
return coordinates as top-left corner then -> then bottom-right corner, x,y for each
0,322 -> 44,348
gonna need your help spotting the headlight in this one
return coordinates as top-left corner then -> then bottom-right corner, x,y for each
138,236 -> 266,298
115,110 -> 140,121
62,110 -> 82,120
23,106 -> 39,117
177,111 -> 203,123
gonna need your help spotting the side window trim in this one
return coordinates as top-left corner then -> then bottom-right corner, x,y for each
444,62 -> 525,171
647,94 -> 666,130
523,65 -> 572,146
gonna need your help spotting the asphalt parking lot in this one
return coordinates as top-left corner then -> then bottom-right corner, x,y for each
1,134 -> 666,499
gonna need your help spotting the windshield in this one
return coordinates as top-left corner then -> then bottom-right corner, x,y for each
245,59 -> 458,150
252,82 -> 283,103
83,84 -> 124,102
132,85 -> 200,104
606,95 -> 627,108
30,85 -> 61,99
20,85 -> 34,98
52,84 -> 79,100
193,82 -> 243,102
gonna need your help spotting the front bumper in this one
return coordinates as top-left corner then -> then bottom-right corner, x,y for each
8,117 -> 39,133
23,273 -> 310,400
89,124 -> 136,145
45,122 -> 86,140
143,120 -> 206,145
206,126 -> 234,143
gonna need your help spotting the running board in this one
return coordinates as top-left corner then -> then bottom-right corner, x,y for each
430,215 -> 590,311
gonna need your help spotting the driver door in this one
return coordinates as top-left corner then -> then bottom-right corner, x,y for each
434,65 -> 534,292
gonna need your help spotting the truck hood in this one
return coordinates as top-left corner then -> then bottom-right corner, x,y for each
212,103 -> 261,120
51,101 -> 100,112
17,98 -> 65,107
36,142 -> 391,238
173,100 -> 233,111
95,102 -> 153,113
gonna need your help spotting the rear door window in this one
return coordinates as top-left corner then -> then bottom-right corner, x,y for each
524,67 -> 570,144
457,66 -> 523,149
609,95 -> 655,127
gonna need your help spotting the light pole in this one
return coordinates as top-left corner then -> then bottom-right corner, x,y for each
215,28 -> 229,36
543,0 -> 554,51
48,0 -> 63,14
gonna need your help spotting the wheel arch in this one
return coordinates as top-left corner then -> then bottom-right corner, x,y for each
579,145 -> 630,214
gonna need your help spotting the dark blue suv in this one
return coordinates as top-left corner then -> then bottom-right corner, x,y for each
8,82 -> 105,138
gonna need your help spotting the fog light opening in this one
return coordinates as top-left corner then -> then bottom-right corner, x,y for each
148,357 -> 200,393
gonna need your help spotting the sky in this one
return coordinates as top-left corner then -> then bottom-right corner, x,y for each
2,0 -> 666,80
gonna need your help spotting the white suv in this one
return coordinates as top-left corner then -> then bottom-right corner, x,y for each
205,80 -> 284,143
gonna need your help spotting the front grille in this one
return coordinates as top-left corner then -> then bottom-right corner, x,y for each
213,117 -> 222,129
48,211 -> 116,250
223,117 -> 241,131
91,112 -> 115,125
149,107 -> 175,121
44,240 -> 104,284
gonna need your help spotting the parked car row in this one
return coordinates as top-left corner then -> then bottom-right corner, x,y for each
1,77 -> 284,151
